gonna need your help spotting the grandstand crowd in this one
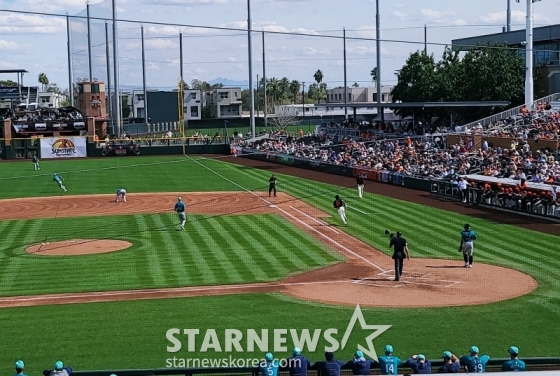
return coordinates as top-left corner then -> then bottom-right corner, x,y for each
0,107 -> 83,122
239,102 -> 560,215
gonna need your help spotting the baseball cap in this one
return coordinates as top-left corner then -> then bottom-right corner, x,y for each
54,361 -> 64,370
417,354 -> 426,360
177,197 -> 182,201
508,346 -> 519,355
292,347 -> 301,356
384,345 -> 393,353
443,351 -> 452,358
265,353 -> 273,361
354,350 -> 364,359
15,361 -> 24,369
470,346 -> 479,354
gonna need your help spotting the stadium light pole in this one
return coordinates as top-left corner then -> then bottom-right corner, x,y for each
66,14 -> 74,107
247,0 -> 255,137
86,3 -> 93,82
112,0 -> 121,137
518,0 -> 541,106
262,30 -> 267,128
343,27 -> 348,119
507,0 -> 512,32
105,22 -> 113,132
141,25 -> 148,126
375,0 -> 382,122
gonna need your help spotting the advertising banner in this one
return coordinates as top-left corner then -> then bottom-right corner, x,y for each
40,137 -> 87,158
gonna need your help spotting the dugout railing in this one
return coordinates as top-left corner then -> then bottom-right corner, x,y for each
42,357 -> 560,376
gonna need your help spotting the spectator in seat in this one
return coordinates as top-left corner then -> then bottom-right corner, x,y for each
259,352 -> 279,376
287,347 -> 311,376
49,361 -> 69,376
14,360 -> 28,376
404,354 -> 431,374
502,346 -> 526,372
311,351 -> 345,376
438,351 -> 460,373
344,350 -> 374,375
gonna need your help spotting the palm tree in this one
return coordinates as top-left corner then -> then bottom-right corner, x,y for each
313,69 -> 323,85
370,67 -> 378,85
38,73 -> 49,91
267,77 -> 279,111
289,80 -> 300,103
278,77 -> 290,105
352,82 -> 359,88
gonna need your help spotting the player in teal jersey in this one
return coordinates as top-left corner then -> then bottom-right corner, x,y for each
459,346 -> 490,373
502,346 -> 525,372
377,345 -> 402,375
259,353 -> 279,376
174,197 -> 186,230
52,173 -> 67,192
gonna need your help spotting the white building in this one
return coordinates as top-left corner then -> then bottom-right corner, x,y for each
204,87 -> 243,118
37,91 -> 67,108
327,86 -> 393,104
183,89 -> 202,120
130,90 -> 146,119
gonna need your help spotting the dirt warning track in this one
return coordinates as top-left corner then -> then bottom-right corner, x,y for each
0,192 -> 538,308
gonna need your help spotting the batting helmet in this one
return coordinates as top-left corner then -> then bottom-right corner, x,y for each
464,223 -> 470,230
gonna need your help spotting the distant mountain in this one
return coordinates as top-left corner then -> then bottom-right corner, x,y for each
208,77 -> 249,88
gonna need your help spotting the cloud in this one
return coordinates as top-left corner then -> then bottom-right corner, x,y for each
480,10 -> 550,24
193,68 -> 206,74
228,57 -> 237,62
148,0 -> 226,5
125,38 -> 179,50
0,14 -> 66,34
419,8 -> 467,25
0,38 -> 22,50
220,20 -> 319,35
393,3 -> 405,8
391,11 -> 411,22
302,47 -> 331,56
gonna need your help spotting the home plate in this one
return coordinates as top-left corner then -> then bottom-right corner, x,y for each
269,205 -> 277,208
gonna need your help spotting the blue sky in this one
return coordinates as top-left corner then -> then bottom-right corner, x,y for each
0,0 -> 558,91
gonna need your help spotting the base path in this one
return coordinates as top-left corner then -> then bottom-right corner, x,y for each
0,192 -> 537,308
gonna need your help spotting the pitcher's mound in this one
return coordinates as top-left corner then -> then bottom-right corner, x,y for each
26,239 -> 132,256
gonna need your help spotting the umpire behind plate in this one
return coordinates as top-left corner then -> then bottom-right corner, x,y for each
389,231 -> 410,282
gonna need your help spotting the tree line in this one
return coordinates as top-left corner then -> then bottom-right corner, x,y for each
390,43 -> 544,124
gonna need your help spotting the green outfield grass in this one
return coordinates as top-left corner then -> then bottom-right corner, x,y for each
0,155 -> 559,374
0,213 -> 342,296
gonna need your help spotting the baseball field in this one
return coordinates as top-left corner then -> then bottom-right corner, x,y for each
0,154 -> 559,374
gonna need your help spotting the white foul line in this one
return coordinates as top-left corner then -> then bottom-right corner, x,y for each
346,205 -> 370,215
289,206 -> 340,234
0,280 -> 354,304
185,155 -> 387,273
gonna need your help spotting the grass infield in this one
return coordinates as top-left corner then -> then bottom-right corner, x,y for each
0,156 -> 558,373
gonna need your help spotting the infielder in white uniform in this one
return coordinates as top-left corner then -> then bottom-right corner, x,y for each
115,188 -> 127,202
333,195 -> 348,226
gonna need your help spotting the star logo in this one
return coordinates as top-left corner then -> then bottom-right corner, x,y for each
339,305 -> 392,362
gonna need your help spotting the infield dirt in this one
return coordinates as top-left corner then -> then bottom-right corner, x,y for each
0,191 -> 537,308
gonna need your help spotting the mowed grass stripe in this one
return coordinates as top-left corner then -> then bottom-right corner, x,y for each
271,216 -> 336,266
185,217 -> 220,285
149,214 -> 191,286
191,218 -> 241,284
134,214 -> 167,287
236,214 -> 314,279
221,215 -> 291,277
204,215 -> 262,281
